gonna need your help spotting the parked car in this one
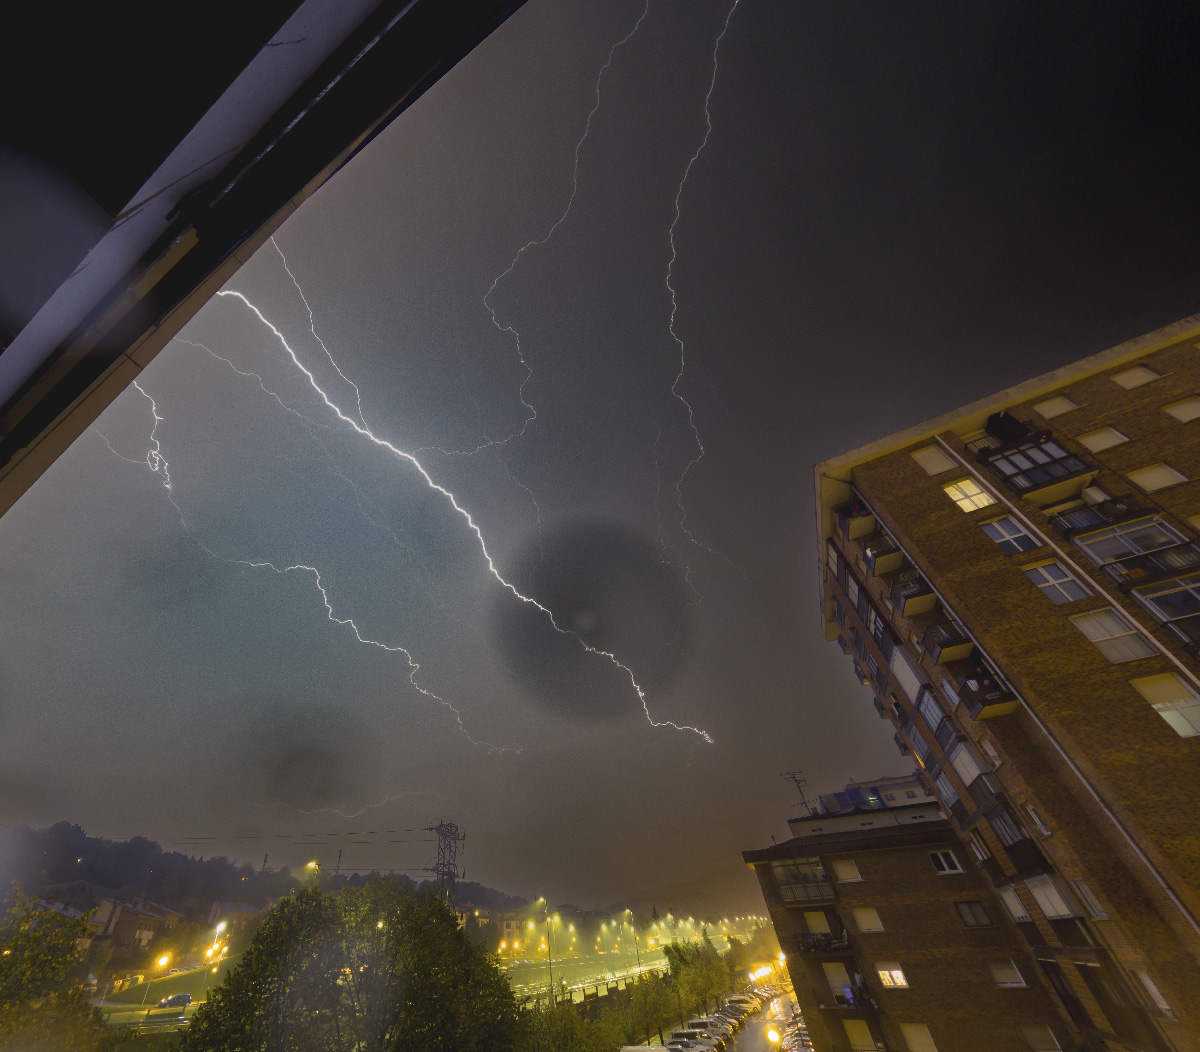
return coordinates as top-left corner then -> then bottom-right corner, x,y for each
156,993 -> 192,1009
670,1030 -> 721,1050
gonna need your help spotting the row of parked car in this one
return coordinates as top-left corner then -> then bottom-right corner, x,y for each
625,984 -> 778,1052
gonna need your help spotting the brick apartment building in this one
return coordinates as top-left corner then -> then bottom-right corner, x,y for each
813,314 -> 1200,1051
745,793 -> 1067,1052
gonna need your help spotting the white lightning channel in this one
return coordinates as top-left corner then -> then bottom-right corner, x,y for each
292,789 -> 444,819
666,0 -> 741,558
93,379 -> 519,754
216,288 -> 712,743
470,0 -> 653,459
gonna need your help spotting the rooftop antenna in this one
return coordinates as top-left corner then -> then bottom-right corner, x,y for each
782,770 -> 817,816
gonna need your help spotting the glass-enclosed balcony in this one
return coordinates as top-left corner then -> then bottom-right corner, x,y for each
980,436 -> 1096,506
1101,541 -> 1200,589
921,621 -> 975,664
889,570 -> 936,616
835,498 -> 876,541
1049,495 -> 1150,537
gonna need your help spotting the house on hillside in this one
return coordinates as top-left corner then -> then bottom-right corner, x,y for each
33,899 -> 95,957
91,898 -> 182,948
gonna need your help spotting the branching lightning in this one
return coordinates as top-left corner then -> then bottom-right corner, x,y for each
475,0 -> 654,461
292,789 -> 445,819
92,380 -> 520,754
212,288 -> 711,743
666,0 -> 741,560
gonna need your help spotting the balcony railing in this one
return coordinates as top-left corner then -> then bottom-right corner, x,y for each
835,499 -> 876,541
980,434 -> 1096,505
957,669 -> 1020,719
921,622 -> 975,664
933,718 -> 958,752
864,539 -> 902,576
821,984 -> 875,1010
1049,495 -> 1149,537
966,772 -> 1004,811
799,930 -> 850,953
1163,613 -> 1200,653
1101,541 -> 1200,588
889,570 -> 936,616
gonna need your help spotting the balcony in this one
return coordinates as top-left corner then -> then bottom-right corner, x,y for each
1049,495 -> 1149,538
1163,613 -> 1200,653
820,984 -> 875,1010
980,436 -> 1096,507
836,499 -> 876,541
799,930 -> 851,954
933,718 -> 958,752
864,538 -> 902,576
966,772 -> 1004,812
889,570 -> 936,616
1003,836 -> 1050,874
1101,541 -> 1200,589
921,622 -> 975,664
893,732 -> 909,756
957,669 -> 1020,719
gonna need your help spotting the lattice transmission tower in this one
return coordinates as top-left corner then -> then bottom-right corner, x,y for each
426,821 -> 465,905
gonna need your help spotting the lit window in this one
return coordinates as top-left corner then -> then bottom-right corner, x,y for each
852,907 -> 884,932
955,900 -> 991,927
1135,971 -> 1174,1017
1164,396 -> 1200,423
1127,463 -> 1188,492
1110,365 -> 1161,389
1074,515 -> 1185,564
1071,879 -> 1107,920
981,516 -> 1038,554
899,1023 -> 938,1052
876,962 -> 908,988
1130,672 -> 1200,738
943,478 -> 996,512
997,885 -> 1030,923
929,850 -> 962,875
1032,396 -> 1078,418
910,446 -> 956,474
1023,562 -> 1089,604
832,859 -> 862,882
1070,609 -> 1155,663
1024,876 -> 1076,919
988,960 -> 1026,987
1075,426 -> 1127,453
1020,1024 -> 1061,1051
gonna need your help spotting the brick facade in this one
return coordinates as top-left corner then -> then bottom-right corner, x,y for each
810,315 -> 1200,1052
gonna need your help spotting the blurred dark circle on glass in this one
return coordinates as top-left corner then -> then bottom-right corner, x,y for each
491,522 -> 691,719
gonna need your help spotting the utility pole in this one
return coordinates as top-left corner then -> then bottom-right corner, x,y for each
425,821 -> 464,906
260,854 -> 268,874
782,770 -> 816,816
335,849 -> 342,877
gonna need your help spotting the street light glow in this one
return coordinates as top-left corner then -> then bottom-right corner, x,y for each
158,955 -> 169,966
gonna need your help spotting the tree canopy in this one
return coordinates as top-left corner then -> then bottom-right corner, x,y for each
178,880 -> 517,1052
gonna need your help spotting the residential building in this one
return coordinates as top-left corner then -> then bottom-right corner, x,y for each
815,314 -> 1200,1051
745,801 -> 1068,1052
33,899 -> 95,957
90,897 -> 182,948
814,773 -> 931,819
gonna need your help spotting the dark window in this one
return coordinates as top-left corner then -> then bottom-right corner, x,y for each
930,850 -> 962,874
955,901 -> 992,927
981,517 -> 1039,554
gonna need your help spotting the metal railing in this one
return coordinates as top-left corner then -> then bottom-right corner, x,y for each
1102,541 -> 1200,587
1049,495 -> 1148,536
800,930 -> 850,953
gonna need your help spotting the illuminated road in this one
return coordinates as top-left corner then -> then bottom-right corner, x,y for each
727,995 -> 800,1052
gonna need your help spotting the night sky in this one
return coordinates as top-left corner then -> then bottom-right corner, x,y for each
2,0 -> 1199,913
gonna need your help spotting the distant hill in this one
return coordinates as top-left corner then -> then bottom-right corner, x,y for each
0,822 -> 523,922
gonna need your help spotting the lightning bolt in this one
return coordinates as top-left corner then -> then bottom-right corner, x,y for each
214,288 -> 711,743
292,789 -> 445,819
92,380 -> 520,754
666,0 -> 741,560
478,0 -> 653,458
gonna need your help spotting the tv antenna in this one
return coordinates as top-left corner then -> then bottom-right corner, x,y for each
782,770 -> 816,816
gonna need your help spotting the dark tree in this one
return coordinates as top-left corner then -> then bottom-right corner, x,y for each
178,879 -> 517,1052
